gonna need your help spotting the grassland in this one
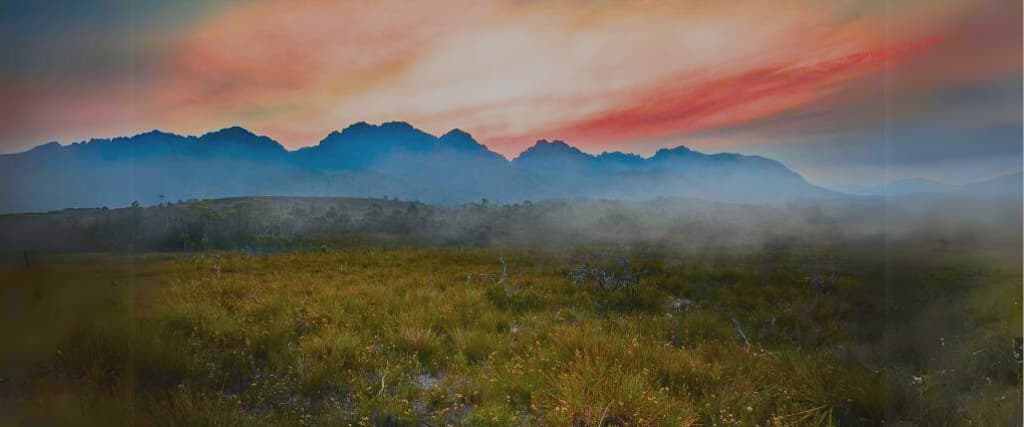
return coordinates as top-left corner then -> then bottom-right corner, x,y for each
1,239 -> 1020,425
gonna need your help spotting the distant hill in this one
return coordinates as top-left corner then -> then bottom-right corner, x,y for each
834,173 -> 1022,197
961,172 -> 1024,196
0,121 -> 841,213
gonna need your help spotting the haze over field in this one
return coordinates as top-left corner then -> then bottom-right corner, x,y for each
1,190 -> 1021,425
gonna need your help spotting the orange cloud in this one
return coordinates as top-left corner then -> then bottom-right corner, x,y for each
501,36 -> 941,148
147,0 -> 975,155
2,0 -> 1011,160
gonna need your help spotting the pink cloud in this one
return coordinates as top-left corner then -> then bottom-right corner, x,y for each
492,37 -> 941,150
1,0 -> 1014,159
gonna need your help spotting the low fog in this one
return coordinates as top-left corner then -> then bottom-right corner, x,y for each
1,192 -> 1019,258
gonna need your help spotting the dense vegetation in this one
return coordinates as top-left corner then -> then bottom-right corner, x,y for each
1,196 -> 1020,425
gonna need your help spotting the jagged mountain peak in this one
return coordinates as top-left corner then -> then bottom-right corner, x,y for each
440,128 -> 472,140
438,128 -> 505,160
533,139 -> 575,150
199,126 -> 284,150
200,125 -> 257,139
514,139 -> 591,162
319,121 -> 435,147
337,120 -> 420,135
134,129 -> 184,139
379,120 -> 417,130
651,145 -> 696,159
597,151 -> 644,162
27,141 -> 62,153
439,128 -> 477,147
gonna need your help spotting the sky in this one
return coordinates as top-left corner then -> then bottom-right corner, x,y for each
1,0 -> 1020,185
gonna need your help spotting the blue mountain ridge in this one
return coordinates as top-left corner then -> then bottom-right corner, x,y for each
0,121 -> 839,213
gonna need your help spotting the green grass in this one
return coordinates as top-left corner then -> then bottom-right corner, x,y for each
1,244 -> 1020,426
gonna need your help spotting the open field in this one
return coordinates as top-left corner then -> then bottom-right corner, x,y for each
2,232 -> 1020,425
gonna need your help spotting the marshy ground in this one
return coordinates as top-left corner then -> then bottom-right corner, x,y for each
1,239 -> 1020,426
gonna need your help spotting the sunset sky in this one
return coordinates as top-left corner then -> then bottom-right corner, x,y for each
1,0 -> 1020,185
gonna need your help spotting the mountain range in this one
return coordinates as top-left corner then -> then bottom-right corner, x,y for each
0,121 -> 974,214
